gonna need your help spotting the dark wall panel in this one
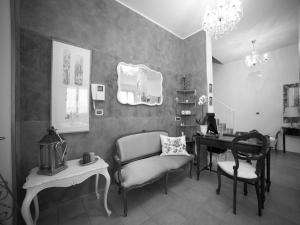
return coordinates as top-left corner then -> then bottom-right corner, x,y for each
19,0 -> 207,208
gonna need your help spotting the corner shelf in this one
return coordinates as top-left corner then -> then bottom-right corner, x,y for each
176,89 -> 197,139
177,114 -> 196,116
177,90 -> 196,93
177,102 -> 196,105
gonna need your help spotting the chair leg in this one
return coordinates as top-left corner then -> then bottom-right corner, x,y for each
233,178 -> 237,214
164,173 -> 168,194
209,151 -> 213,171
118,186 -> 121,195
255,181 -> 262,216
243,183 -> 248,196
216,167 -> 221,195
261,170 -> 265,209
122,189 -> 127,217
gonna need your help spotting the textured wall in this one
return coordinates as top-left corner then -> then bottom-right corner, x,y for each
183,32 -> 208,167
184,32 -> 207,97
19,0 -> 206,208
0,1 -> 13,223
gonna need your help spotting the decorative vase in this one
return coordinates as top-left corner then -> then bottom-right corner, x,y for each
200,125 -> 208,135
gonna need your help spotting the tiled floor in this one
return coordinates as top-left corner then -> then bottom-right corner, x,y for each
38,151 -> 300,225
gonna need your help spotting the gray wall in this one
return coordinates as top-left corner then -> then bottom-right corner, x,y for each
184,32 -> 207,97
0,1 -> 13,223
19,0 -> 207,208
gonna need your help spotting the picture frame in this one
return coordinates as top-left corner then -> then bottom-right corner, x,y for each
51,39 -> 91,133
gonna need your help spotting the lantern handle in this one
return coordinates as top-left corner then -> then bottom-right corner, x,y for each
52,128 -> 67,162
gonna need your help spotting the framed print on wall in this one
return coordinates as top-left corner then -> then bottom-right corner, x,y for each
51,39 -> 91,133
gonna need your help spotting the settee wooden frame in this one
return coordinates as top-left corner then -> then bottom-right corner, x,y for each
113,130 -> 193,216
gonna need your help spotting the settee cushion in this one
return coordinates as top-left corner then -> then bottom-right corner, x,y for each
160,155 -> 192,171
160,135 -> 190,156
116,131 -> 168,162
115,155 -> 192,188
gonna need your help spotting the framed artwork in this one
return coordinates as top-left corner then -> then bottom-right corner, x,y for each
51,40 -> 91,133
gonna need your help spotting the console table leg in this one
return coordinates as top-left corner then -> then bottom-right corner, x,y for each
102,170 -> 112,216
21,188 -> 39,225
33,196 -> 39,224
95,174 -> 100,199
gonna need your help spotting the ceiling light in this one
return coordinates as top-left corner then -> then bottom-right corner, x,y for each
202,0 -> 243,39
245,40 -> 269,68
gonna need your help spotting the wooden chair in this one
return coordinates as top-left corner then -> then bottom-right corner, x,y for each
216,131 -> 268,216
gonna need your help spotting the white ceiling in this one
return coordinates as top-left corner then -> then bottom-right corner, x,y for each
115,0 -> 299,63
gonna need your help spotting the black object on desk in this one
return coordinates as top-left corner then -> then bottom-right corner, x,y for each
282,127 -> 300,153
206,113 -> 227,171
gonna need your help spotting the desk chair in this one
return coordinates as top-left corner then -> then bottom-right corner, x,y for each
216,131 -> 267,216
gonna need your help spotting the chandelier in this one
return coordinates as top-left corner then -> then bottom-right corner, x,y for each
245,40 -> 269,67
202,0 -> 243,39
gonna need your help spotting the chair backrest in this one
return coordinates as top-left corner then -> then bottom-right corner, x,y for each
116,130 -> 168,163
231,131 -> 268,176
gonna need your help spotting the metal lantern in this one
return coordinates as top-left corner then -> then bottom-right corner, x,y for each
38,127 -> 67,175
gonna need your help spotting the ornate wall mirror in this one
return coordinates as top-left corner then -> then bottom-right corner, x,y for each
283,83 -> 300,126
117,62 -> 163,106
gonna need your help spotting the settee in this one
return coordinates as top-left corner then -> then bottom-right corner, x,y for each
114,130 -> 193,216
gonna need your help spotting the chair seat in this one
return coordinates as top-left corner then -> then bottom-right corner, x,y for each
217,161 -> 258,179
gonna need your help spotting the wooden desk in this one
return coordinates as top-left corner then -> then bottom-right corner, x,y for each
21,156 -> 111,225
282,127 -> 300,153
194,135 -> 271,199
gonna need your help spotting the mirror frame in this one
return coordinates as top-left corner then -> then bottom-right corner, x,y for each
283,83 -> 300,124
117,62 -> 163,106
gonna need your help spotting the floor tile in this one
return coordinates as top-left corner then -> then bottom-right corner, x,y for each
152,209 -> 186,225
37,151 -> 300,225
140,219 -> 159,225
59,212 -> 90,225
58,198 -> 86,223
120,206 -> 150,225
38,206 -> 59,225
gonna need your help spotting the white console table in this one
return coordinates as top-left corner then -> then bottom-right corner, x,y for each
21,156 -> 111,225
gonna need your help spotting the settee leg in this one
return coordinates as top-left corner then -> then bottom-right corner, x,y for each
122,189 -> 127,217
164,173 -> 168,194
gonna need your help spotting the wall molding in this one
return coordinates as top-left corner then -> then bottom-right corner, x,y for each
114,0 -> 203,40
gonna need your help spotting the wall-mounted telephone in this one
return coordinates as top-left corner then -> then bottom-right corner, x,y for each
91,84 -> 105,101
91,84 -> 105,116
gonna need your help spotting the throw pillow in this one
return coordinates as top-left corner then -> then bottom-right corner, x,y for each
160,135 -> 190,156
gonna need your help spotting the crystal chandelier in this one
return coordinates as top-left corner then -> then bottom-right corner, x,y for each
245,40 -> 269,67
202,0 -> 243,39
